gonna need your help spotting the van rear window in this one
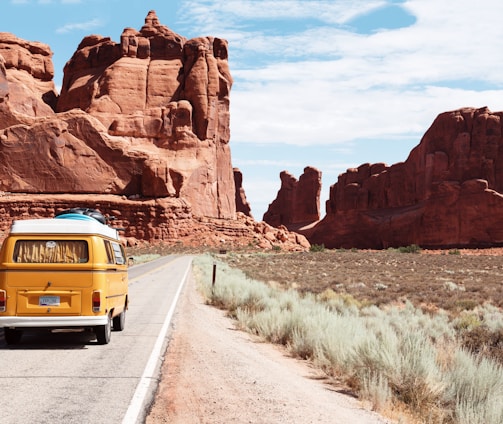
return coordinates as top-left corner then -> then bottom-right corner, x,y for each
13,240 -> 89,263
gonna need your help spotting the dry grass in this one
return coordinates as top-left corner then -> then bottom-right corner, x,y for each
217,248 -> 503,365
190,251 -> 503,424
126,244 -> 503,366
125,239 -> 503,424
219,249 -> 503,311
191,253 -> 503,424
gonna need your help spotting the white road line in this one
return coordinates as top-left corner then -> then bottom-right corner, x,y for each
122,257 -> 192,424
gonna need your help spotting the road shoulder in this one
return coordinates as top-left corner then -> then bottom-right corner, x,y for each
146,272 -> 390,424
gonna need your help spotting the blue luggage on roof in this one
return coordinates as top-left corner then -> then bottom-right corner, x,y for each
54,208 -> 106,224
55,213 -> 97,222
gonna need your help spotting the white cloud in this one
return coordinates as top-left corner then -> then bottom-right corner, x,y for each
180,0 -> 503,215
237,177 -> 279,218
182,0 -> 387,28
214,0 -> 503,147
231,82 -> 503,146
182,0 -> 503,217
233,159 -> 306,168
56,17 -> 102,34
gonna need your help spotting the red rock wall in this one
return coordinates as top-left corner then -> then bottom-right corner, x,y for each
0,33 -> 57,121
0,195 -> 191,243
0,194 -> 309,251
308,107 -> 503,249
263,167 -> 321,227
0,13 -> 310,251
0,11 -> 236,220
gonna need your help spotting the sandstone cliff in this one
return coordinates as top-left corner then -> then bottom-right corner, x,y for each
0,11 -> 234,219
233,168 -> 252,217
306,107 -> 503,249
263,167 -> 321,227
0,11 -> 309,251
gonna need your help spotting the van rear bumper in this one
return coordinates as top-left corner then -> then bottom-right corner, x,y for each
0,315 -> 108,328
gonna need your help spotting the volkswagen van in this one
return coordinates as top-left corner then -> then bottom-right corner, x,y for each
0,212 -> 128,345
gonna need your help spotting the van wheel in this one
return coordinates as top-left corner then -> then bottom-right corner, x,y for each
113,309 -> 126,332
95,313 -> 112,345
4,328 -> 23,345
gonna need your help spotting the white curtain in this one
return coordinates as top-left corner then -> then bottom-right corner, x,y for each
14,240 -> 89,263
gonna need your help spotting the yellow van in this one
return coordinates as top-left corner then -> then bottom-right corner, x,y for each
0,210 -> 128,345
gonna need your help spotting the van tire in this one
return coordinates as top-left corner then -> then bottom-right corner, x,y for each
113,309 -> 126,332
4,328 -> 23,345
95,313 -> 112,344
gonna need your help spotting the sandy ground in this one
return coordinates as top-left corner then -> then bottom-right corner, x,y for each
145,273 -> 391,424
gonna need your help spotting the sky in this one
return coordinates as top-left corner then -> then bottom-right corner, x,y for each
1,0 -> 503,219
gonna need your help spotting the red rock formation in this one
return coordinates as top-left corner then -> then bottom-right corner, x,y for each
0,32 -> 57,124
0,12 -> 309,251
233,168 -> 252,217
307,107 -> 503,249
0,11 -> 235,219
0,194 -> 309,252
263,166 -> 321,227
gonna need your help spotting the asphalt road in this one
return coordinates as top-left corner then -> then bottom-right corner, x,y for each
0,255 -> 192,424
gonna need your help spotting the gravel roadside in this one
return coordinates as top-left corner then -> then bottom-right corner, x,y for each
145,272 -> 392,424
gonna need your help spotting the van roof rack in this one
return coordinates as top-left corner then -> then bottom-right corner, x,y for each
9,218 -> 120,240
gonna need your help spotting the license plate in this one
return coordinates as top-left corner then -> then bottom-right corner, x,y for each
39,295 -> 60,306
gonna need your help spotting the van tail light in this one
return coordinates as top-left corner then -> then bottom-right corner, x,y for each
0,290 -> 6,312
92,290 -> 101,312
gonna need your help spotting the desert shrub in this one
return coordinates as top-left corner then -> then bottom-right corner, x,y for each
236,289 -> 304,345
443,281 -> 465,292
460,327 -> 503,365
475,303 -> 503,332
454,305 -> 503,364
312,314 -> 368,375
194,255 -> 274,316
389,334 -> 446,417
445,349 -> 503,424
287,300 -> 343,360
449,249 -> 461,255
354,308 -> 451,419
192,254 -> 503,423
237,303 -> 297,345
361,302 -> 455,344
309,243 -> 325,252
453,312 -> 481,331
454,299 -> 478,311
316,289 -> 362,311
360,370 -> 392,412
397,244 -> 421,253
351,323 -> 400,378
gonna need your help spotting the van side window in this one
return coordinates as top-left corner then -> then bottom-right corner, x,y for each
111,242 -> 125,265
13,240 -> 89,263
104,240 -> 115,264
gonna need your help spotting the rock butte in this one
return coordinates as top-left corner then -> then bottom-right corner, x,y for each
265,107 -> 503,249
264,166 -> 321,228
0,11 -> 308,251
